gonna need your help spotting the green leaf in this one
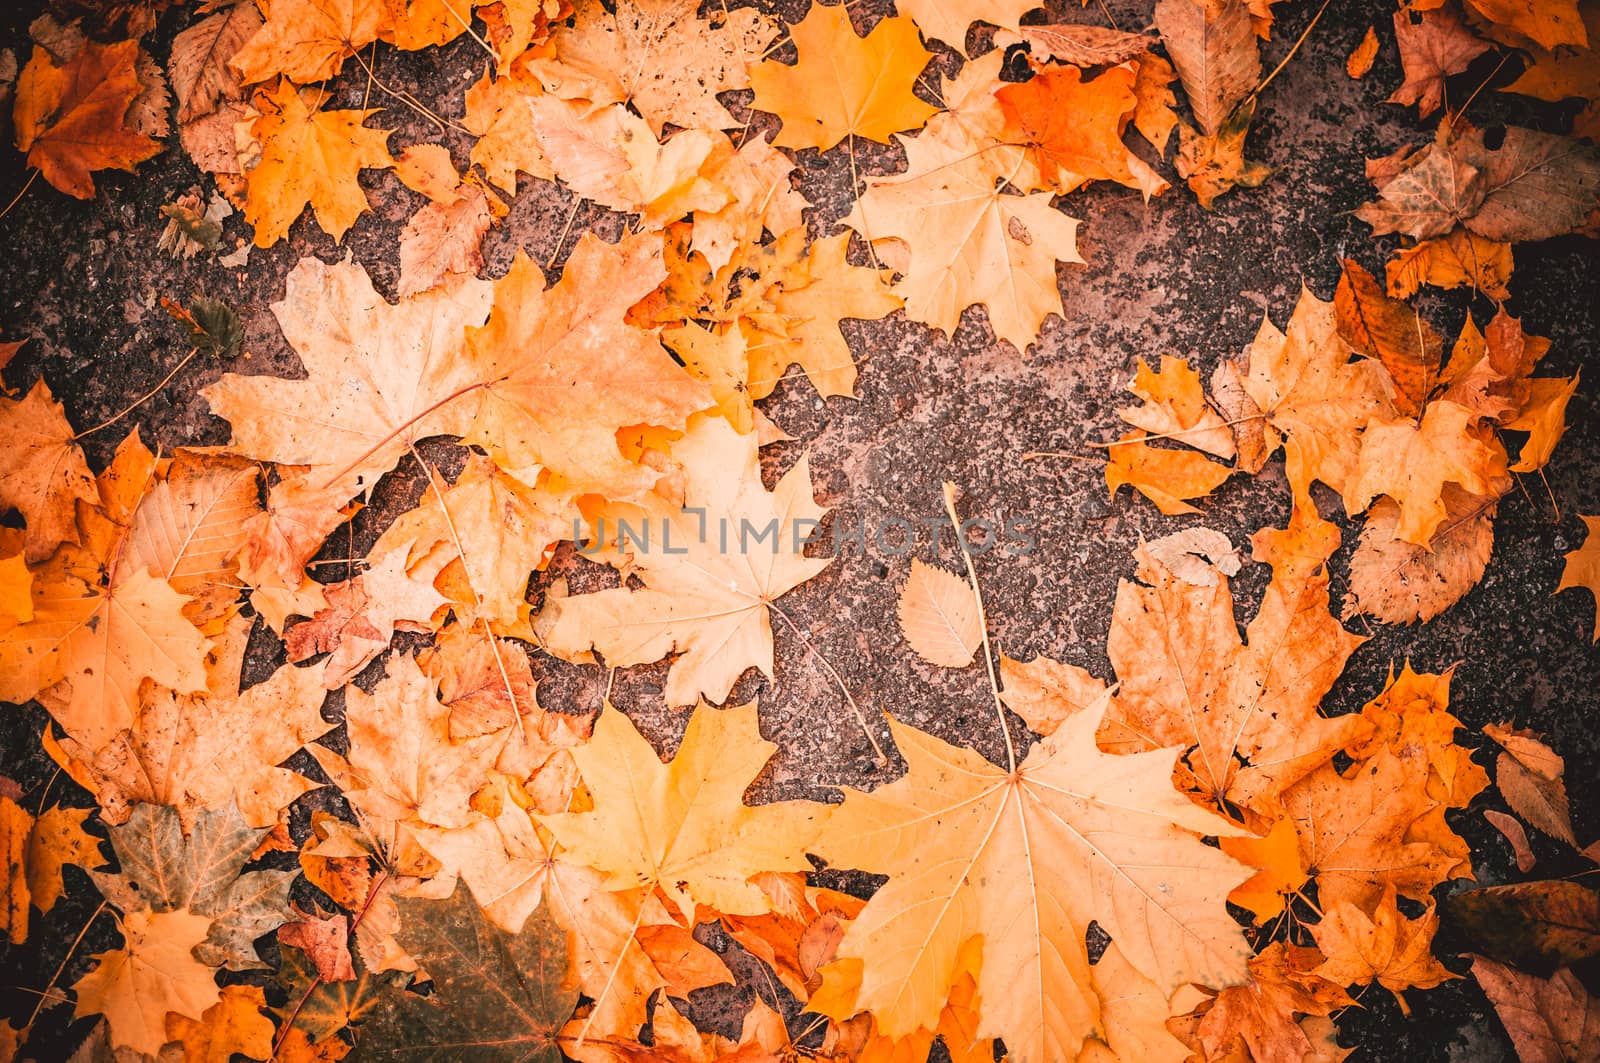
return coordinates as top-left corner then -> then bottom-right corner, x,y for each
357,880 -> 577,1062
89,803 -> 293,970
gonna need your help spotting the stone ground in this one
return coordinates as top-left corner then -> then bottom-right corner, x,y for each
1,0 -> 1597,1059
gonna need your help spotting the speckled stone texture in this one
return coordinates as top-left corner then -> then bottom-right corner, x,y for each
0,0 -> 1596,1059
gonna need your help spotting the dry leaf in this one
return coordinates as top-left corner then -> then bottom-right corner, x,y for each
896,558 -> 981,668
1155,0 -> 1261,136
1470,956 -> 1600,1063
748,5 -> 936,151
1557,515 -> 1600,641
1484,809 -> 1536,872
1346,25 -> 1379,78
1388,6 -> 1491,116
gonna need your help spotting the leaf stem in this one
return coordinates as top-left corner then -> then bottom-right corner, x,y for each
73,347 -> 200,440
941,482 -> 1016,774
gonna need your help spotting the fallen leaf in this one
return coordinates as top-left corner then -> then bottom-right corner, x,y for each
1484,809 -> 1536,872
1343,486 -> 1498,625
242,80 -> 394,248
1107,508 -> 1366,814
1313,887 -> 1455,1011
25,804 -> 103,912
748,4 -> 936,151
1450,882 -> 1600,972
202,254 -> 491,490
279,904 -> 355,983
1117,356 -> 1237,459
1346,25 -> 1379,78
1487,722 -> 1578,845
1105,431 -> 1234,514
528,0 -> 777,136
535,416 -> 829,707
1557,515 -> 1600,641
843,118 -> 1083,351
361,881 -> 577,1061
0,379 -> 96,563
163,983 -> 276,1063
997,63 -> 1169,198
813,697 -> 1252,1061
999,24 -> 1157,66
1,797 -> 30,945
1387,6 -> 1491,116
169,4 -> 261,123
1155,0 -> 1261,136
896,0 -> 1040,52
896,558 -> 981,668
1470,956 -> 1600,1063
1384,229 -> 1513,301
1463,0 -> 1588,51
463,67 -> 554,193
1334,259 -> 1444,418
13,40 -> 164,198
229,0 -> 385,84
397,183 -> 493,297
542,700 -> 828,921
72,907 -> 221,1056
1175,98 -> 1272,208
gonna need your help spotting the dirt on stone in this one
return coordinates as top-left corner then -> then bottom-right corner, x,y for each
0,0 -> 1597,1060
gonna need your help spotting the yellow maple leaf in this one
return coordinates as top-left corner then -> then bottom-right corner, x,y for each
242,80 -> 394,248
73,908 -> 221,1056
843,119 -> 1083,351
748,4 -> 936,151
528,0 -> 777,135
812,698 -> 1252,1062
535,415 -> 831,707
229,0 -> 386,85
0,379 -> 96,563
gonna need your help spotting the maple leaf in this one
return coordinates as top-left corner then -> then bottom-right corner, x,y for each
1313,887 -> 1455,1011
54,619 -> 333,831
896,558 -> 981,668
1104,431 -> 1234,514
72,907 -> 221,1056
308,654 -> 505,830
114,451 -> 262,633
543,702 -> 827,922
812,699 -> 1252,1062
229,0 -> 385,85
0,379 -> 96,563
1155,0 -> 1261,136
243,80 -> 395,248
397,184 -> 495,298
1105,509 -> 1367,814
1233,286 -> 1397,510
362,881 -> 577,1062
535,415 -> 830,707
1558,515 -> 1600,641
997,64 -> 1169,199
528,0 -> 777,136
273,939 -> 383,1049
843,118 -> 1084,351
91,802 -> 295,971
462,231 -> 713,501
525,98 -> 731,228
392,143 -> 464,203
203,254 -> 492,491
1387,6 -> 1492,117
1464,0 -> 1588,50
896,0 -> 1040,52
1346,399 -> 1508,547
748,4 -> 937,152
1118,356 -> 1237,459
1357,123 -> 1600,244
1384,229 -> 1513,302
410,792 -> 688,1035
163,984 -> 277,1063
12,40 -> 164,199
463,67 -> 554,194
749,231 -> 901,401
1500,4 -> 1600,103
1470,956 -> 1600,1063
1175,97 -> 1272,209
26,805 -> 104,913
0,551 -> 211,753
1334,259 -> 1444,418
997,652 -> 1113,739
689,132 -> 808,272
379,453 -> 572,638
279,903 -> 355,982
1174,943 -> 1352,1063
1506,374 -> 1580,474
